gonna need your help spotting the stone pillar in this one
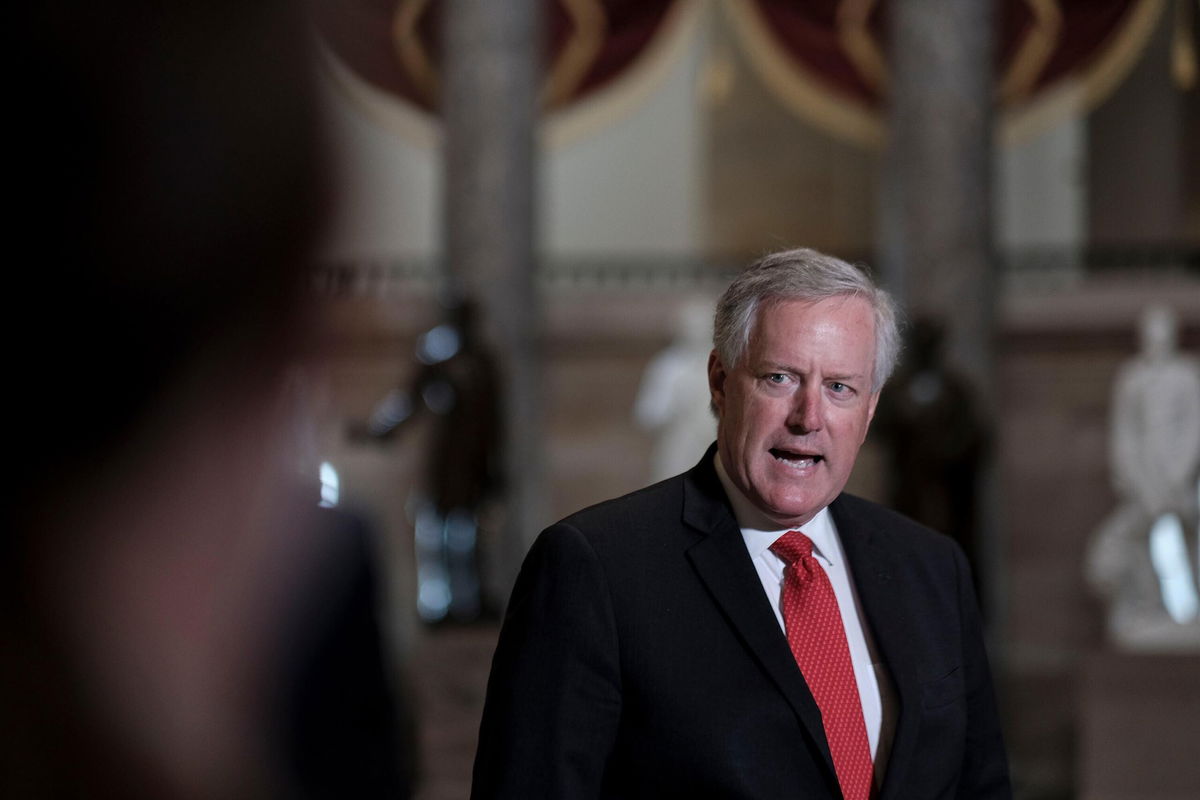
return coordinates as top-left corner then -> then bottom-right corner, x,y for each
875,0 -> 1000,619
1088,7 -> 1186,246
877,0 -> 996,392
442,0 -> 544,598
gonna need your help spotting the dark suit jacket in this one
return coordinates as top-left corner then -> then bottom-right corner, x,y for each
472,447 -> 1010,799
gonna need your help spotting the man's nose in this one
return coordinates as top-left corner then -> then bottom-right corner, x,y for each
786,387 -> 823,433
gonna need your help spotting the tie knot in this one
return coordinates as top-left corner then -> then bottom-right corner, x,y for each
769,529 -> 814,566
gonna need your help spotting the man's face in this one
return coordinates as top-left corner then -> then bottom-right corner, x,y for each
709,295 -> 880,528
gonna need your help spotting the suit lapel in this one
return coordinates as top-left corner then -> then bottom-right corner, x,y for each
831,497 -> 923,800
681,453 -> 839,787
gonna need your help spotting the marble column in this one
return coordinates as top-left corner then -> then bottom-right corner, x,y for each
1088,7 -> 1187,246
875,0 -> 1000,624
442,0 -> 544,598
877,0 -> 996,392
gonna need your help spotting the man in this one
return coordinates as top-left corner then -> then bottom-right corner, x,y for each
472,249 -> 1011,799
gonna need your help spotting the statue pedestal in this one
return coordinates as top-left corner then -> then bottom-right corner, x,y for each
1078,652 -> 1200,799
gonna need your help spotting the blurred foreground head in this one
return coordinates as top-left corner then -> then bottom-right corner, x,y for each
6,1 -> 331,797
13,0 -> 327,501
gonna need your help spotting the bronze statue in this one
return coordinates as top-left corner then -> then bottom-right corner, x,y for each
354,297 -> 503,623
873,318 -> 989,590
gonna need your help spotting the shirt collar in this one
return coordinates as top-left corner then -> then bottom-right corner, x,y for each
713,449 -> 840,567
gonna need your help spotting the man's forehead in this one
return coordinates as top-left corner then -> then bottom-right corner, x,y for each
747,296 -> 876,371
752,294 -> 875,337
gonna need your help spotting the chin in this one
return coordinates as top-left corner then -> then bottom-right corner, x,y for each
762,500 -> 819,528
774,483 -> 838,518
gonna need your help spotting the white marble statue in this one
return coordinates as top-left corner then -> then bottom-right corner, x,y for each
1086,305 -> 1200,650
634,298 -> 718,482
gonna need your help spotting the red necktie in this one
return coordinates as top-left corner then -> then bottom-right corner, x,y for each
771,530 -> 873,800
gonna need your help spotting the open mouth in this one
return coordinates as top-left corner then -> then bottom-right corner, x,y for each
770,448 -> 823,468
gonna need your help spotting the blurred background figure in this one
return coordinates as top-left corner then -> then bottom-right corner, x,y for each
351,297 -> 504,625
634,297 -> 718,482
4,0 -> 411,797
1087,304 -> 1200,649
873,317 -> 990,597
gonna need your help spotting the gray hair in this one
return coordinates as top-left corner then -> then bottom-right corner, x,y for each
713,248 -> 901,392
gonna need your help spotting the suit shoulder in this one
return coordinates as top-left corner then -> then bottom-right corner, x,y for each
537,472 -> 696,561
833,493 -> 958,555
551,474 -> 685,544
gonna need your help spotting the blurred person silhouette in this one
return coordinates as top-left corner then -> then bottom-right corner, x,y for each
351,296 -> 504,625
4,1 -> 410,797
872,317 -> 989,593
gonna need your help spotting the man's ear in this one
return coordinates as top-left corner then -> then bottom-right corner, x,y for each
707,350 -> 726,415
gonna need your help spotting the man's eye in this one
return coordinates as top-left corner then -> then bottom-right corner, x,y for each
829,382 -> 849,394
767,373 -> 788,384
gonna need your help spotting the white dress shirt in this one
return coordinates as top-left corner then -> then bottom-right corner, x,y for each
714,452 -> 895,777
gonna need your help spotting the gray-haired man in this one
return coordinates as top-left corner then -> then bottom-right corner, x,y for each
473,248 -> 1011,799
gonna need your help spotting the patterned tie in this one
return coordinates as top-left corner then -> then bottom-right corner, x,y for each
771,530 -> 873,800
